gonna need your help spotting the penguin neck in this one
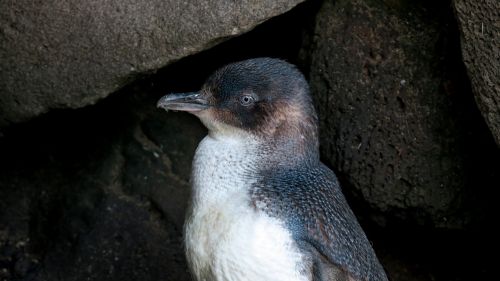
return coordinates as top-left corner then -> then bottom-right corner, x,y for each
206,126 -> 320,170
258,101 -> 321,167
190,130 -> 320,210
261,115 -> 321,168
191,133 -> 258,205
262,136 -> 319,168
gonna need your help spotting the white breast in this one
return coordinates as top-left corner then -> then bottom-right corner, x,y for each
184,135 -> 309,281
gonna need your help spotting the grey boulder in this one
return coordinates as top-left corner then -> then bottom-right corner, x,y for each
453,0 -> 500,146
0,0 -> 304,126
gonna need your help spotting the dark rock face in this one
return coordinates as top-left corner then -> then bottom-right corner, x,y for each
0,0 -> 304,126
0,89 -> 206,281
308,0 -> 496,228
453,0 -> 500,146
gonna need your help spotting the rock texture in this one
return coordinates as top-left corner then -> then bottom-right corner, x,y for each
308,0 -> 492,228
0,0 -> 304,126
453,0 -> 500,146
0,86 -> 206,280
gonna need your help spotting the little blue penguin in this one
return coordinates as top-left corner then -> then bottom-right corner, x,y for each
157,58 -> 389,281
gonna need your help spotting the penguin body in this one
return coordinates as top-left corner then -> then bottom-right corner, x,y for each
185,135 -> 308,281
157,58 -> 388,281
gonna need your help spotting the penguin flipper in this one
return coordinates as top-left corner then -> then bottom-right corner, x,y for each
252,165 -> 388,281
299,241 -> 352,281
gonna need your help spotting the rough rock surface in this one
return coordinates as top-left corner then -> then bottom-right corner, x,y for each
308,0 -> 497,228
0,0 -> 304,126
453,0 -> 500,146
0,86 -> 206,280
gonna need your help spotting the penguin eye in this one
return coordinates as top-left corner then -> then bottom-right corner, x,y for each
239,95 -> 255,106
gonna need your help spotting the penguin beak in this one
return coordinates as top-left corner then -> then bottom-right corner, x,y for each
157,92 -> 209,112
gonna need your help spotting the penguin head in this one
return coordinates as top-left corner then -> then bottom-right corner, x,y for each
158,58 -> 318,145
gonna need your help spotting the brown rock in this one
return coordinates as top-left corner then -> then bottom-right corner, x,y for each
308,0 -> 474,227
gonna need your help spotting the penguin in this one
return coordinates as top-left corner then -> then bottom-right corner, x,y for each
157,58 -> 388,281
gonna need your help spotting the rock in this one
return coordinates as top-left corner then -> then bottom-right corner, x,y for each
37,193 -> 191,281
0,85 -> 203,280
307,0 -> 496,228
0,0 -> 304,126
453,0 -> 500,146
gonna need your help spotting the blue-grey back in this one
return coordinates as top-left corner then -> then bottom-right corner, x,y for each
250,164 -> 388,281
